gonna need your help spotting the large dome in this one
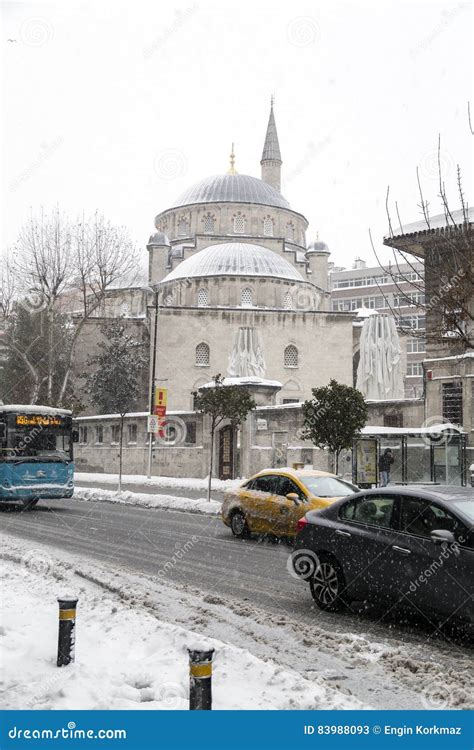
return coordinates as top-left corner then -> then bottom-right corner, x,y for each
169,173 -> 290,210
161,243 -> 304,283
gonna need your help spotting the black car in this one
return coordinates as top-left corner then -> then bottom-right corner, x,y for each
292,486 -> 474,625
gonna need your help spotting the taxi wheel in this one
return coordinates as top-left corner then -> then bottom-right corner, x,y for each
21,498 -> 39,510
230,510 -> 250,539
309,554 -> 347,612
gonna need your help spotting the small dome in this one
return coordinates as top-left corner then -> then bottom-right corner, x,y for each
168,173 -> 290,210
307,240 -> 330,254
160,243 -> 305,283
148,231 -> 170,246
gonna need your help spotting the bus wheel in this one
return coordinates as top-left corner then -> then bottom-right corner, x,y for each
21,498 -> 39,510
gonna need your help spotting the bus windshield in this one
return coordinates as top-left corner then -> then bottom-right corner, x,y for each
0,410 -> 73,462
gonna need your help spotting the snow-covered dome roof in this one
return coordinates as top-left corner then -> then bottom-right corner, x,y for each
307,240 -> 330,254
148,231 -> 170,246
160,243 -> 305,283
168,173 -> 290,210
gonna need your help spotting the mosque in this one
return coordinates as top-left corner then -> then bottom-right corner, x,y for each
146,101 -> 354,410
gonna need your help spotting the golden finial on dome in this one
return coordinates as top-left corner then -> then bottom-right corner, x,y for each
227,142 -> 237,174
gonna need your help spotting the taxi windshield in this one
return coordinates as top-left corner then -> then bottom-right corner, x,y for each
301,475 -> 358,498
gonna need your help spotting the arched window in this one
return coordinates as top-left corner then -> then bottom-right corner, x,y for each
241,287 -> 253,307
195,342 -> 210,367
284,344 -> 298,368
178,217 -> 189,237
286,222 -> 295,241
283,291 -> 294,310
233,213 -> 246,234
263,217 -> 274,236
203,213 -> 215,233
197,288 -> 208,307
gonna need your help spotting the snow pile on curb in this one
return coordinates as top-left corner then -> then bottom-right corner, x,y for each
73,487 -> 222,516
75,472 -> 241,492
1,556 -> 360,711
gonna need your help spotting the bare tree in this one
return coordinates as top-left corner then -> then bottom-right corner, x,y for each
369,136 -> 473,351
1,208 -> 140,405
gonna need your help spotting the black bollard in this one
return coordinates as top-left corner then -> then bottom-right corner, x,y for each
188,647 -> 214,710
57,596 -> 78,667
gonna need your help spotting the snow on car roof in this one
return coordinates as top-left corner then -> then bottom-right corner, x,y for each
0,404 -> 72,416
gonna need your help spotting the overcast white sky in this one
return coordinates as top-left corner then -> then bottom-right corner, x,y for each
2,0 -> 472,270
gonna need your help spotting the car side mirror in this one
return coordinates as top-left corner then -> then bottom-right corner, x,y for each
430,529 -> 456,546
72,430 -> 80,443
286,492 -> 300,504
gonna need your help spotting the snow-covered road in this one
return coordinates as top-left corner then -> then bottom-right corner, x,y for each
1,497 -> 472,711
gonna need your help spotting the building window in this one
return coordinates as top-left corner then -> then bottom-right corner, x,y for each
233,213 -> 246,234
128,424 -> 137,444
241,287 -> 253,307
185,422 -> 197,444
442,382 -> 463,425
111,425 -> 120,444
197,288 -> 209,307
284,344 -> 299,368
263,216 -> 274,236
79,426 -> 88,444
406,338 -> 426,353
178,217 -> 189,237
286,222 -> 295,241
406,363 -> 423,377
203,213 -> 215,233
95,426 -> 104,444
283,398 -> 299,404
195,342 -> 210,367
283,291 -> 294,310
384,414 -> 403,428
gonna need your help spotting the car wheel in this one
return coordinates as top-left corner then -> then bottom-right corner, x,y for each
309,554 -> 348,612
21,498 -> 39,510
230,510 -> 250,539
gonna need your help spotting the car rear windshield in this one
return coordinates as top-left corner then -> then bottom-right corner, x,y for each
301,476 -> 358,498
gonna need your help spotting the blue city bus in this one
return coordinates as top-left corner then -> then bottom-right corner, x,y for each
0,405 -> 77,509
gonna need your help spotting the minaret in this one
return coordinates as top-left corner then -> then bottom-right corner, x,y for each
260,96 -> 282,192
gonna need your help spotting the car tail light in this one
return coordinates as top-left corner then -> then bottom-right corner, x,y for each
296,516 -> 308,533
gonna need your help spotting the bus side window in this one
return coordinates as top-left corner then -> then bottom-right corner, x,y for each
0,422 -> 6,441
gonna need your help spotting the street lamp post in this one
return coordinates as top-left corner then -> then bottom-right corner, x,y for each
144,286 -> 159,479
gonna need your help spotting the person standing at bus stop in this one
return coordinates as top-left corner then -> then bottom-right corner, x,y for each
379,448 -> 394,487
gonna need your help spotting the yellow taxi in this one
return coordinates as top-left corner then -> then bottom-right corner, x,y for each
222,468 -> 359,539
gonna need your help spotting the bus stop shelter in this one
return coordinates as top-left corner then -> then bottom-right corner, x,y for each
353,424 -> 467,488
